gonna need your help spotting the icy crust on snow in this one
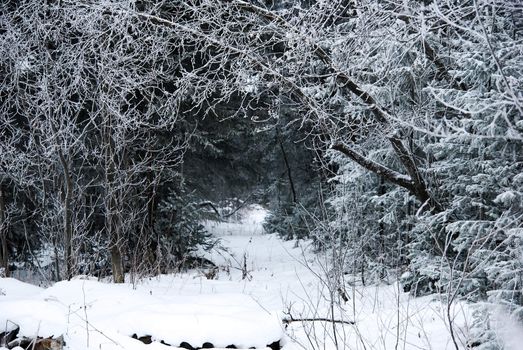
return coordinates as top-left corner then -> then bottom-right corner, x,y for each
0,279 -> 283,349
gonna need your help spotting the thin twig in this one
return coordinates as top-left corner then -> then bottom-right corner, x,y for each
283,315 -> 355,326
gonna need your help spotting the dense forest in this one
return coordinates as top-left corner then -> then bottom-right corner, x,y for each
1,0 -> 522,347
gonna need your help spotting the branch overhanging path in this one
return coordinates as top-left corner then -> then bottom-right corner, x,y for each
65,0 -> 438,210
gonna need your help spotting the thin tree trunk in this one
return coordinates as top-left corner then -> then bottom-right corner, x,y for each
0,186 -> 9,277
378,177 -> 386,280
279,141 -> 297,203
53,236 -> 61,281
104,115 -> 125,284
57,149 -> 73,280
145,172 -> 160,273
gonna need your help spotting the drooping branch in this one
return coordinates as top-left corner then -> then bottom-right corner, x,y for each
72,0 -> 437,210
331,143 -> 415,192
199,201 -> 221,217
223,0 -> 438,210
422,40 -> 467,91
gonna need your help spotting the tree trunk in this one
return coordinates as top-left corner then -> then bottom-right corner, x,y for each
58,149 -> 73,280
145,171 -> 160,273
104,115 -> 125,284
279,140 -> 297,203
110,244 -> 124,283
0,186 -> 9,277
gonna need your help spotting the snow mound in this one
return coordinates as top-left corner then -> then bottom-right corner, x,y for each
0,278 -> 42,299
0,279 -> 283,349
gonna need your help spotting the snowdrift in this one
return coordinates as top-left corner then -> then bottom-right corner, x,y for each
0,278 -> 283,350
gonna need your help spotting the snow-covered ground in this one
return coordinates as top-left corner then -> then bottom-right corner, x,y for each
0,206 -> 481,349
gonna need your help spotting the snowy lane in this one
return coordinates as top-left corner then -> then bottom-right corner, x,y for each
0,207 -> 472,350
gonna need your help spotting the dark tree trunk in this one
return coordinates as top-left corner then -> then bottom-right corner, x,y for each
58,149 -> 73,280
0,186 -> 9,277
104,115 -> 125,284
279,141 -> 297,203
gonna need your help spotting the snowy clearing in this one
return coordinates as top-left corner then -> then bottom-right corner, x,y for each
0,206 -> 503,350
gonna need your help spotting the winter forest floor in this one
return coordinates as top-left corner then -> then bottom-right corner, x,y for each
0,207 -> 519,350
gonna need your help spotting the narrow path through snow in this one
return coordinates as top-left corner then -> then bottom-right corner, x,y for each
1,206 -> 471,350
